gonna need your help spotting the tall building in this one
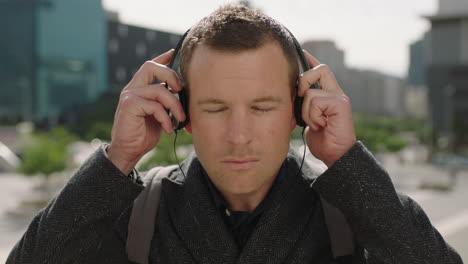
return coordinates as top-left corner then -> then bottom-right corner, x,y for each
0,1 -> 183,127
69,13 -> 183,134
303,40 -> 407,117
1,1 -> 36,122
0,0 -> 107,124
107,15 -> 182,93
302,41 -> 346,74
406,33 -> 430,119
338,69 -> 407,117
408,32 -> 431,88
425,0 -> 468,151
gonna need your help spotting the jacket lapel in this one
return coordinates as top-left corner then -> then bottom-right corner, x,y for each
163,155 -> 240,264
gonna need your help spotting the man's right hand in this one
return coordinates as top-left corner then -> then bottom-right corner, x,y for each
107,49 -> 186,175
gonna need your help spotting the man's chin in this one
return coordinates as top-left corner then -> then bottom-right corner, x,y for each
221,178 -> 266,196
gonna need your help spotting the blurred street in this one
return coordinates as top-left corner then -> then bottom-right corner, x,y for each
389,166 -> 468,262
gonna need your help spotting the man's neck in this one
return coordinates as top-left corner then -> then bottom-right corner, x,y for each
218,175 -> 277,213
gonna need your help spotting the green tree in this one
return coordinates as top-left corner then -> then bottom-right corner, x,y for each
85,121 -> 113,141
19,127 -> 77,177
138,130 -> 193,171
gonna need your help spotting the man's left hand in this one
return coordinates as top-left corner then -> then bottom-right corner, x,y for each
298,50 -> 357,167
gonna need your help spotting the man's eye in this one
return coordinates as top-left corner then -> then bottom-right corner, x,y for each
252,106 -> 273,112
204,108 -> 227,113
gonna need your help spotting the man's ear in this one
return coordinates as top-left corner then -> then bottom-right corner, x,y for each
185,123 -> 192,134
290,116 -> 296,132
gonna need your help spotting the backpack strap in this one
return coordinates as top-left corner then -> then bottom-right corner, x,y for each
126,165 -> 178,264
320,196 -> 355,258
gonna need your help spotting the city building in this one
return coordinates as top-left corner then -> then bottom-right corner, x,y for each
107,13 -> 181,93
302,41 -> 346,74
408,32 -> 431,88
68,12 -> 183,134
405,33 -> 431,119
425,0 -> 468,151
0,0 -> 107,124
338,69 -> 407,117
0,1 -> 182,128
303,40 -> 407,117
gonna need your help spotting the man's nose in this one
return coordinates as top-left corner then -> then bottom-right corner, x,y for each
226,110 -> 253,145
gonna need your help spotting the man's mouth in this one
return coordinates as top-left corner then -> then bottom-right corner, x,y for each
221,159 -> 259,169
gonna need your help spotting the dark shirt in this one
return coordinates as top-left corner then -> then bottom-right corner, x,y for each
202,164 -> 285,249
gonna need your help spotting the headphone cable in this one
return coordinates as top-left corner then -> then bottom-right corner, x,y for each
173,130 -> 203,234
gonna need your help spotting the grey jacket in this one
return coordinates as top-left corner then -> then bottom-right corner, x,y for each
7,142 -> 463,263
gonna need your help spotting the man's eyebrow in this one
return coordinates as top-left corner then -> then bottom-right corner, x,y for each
252,96 -> 283,103
196,96 -> 284,105
197,98 -> 225,105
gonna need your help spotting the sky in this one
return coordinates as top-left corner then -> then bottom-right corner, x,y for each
102,0 -> 439,78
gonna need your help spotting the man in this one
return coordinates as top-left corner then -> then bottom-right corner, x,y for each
8,5 -> 462,264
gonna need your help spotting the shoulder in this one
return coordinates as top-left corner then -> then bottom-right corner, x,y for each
286,147 -> 327,184
140,151 -> 198,186
396,192 -> 429,221
140,165 -> 184,186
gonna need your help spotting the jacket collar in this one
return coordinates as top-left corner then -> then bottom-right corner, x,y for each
162,148 -> 321,263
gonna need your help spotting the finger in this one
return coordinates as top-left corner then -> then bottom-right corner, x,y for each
124,96 -> 174,134
298,64 -> 343,96
301,89 -> 332,126
151,49 -> 175,65
302,93 -> 329,129
128,60 -> 182,91
122,84 -> 186,122
308,95 -> 353,129
148,101 -> 174,135
303,50 -> 321,68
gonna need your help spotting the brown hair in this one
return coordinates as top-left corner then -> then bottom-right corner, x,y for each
179,4 -> 299,98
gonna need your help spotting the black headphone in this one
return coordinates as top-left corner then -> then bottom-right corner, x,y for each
167,28 -> 318,131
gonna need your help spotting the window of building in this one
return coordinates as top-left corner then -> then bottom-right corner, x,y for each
116,66 -> 127,82
117,24 -> 128,38
109,38 -> 119,53
146,31 -> 157,42
136,42 -> 147,57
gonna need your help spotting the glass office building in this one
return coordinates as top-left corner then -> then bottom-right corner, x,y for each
0,0 -> 107,123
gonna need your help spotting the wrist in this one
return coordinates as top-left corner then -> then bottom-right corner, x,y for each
106,144 -> 139,176
323,140 -> 357,167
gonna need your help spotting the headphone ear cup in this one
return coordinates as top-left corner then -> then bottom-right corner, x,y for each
294,94 -> 306,127
174,87 -> 189,131
295,82 -> 319,127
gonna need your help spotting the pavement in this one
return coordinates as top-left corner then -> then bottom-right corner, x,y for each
386,162 -> 468,262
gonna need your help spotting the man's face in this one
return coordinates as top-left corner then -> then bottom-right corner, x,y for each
185,42 -> 296,197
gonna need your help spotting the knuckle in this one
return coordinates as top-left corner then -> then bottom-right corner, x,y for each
333,94 -> 351,111
119,92 -> 136,108
310,96 -> 320,106
153,102 -> 165,113
319,64 -> 336,78
143,60 -> 155,68
319,64 -> 330,71
165,68 -> 180,84
156,110 -> 171,123
327,71 -> 336,80
339,94 -> 350,104
119,89 -> 132,100
303,89 -> 313,99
